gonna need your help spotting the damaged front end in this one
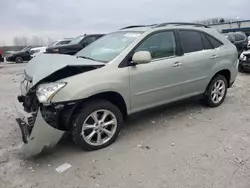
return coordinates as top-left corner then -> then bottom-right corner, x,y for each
15,80 -> 67,157
14,54 -> 105,157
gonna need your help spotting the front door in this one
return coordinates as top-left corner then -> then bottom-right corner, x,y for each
129,31 -> 184,113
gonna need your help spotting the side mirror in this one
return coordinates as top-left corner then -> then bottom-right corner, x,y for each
132,51 -> 152,65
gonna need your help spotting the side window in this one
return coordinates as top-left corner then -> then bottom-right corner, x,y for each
56,41 -> 70,45
201,33 -> 213,50
179,30 -> 203,53
206,35 -> 223,48
81,37 -> 98,46
135,31 -> 176,59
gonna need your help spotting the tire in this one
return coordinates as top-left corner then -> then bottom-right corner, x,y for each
238,64 -> 244,73
204,75 -> 228,107
15,56 -> 23,63
72,100 -> 123,151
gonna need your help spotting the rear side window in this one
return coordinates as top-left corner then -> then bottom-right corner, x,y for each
201,33 -> 213,50
206,35 -> 223,48
179,30 -> 203,53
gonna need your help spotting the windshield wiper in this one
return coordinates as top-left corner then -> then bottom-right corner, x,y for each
76,56 -> 108,63
77,56 -> 98,61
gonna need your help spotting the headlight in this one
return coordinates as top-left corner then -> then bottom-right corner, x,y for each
239,53 -> 246,61
53,49 -> 59,53
36,82 -> 67,103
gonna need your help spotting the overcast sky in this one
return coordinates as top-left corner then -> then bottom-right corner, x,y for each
0,0 -> 249,45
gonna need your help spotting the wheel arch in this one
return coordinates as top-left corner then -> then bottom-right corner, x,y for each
210,69 -> 231,88
72,91 -> 128,121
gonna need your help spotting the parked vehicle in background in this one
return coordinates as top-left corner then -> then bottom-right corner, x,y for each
30,38 -> 73,58
239,50 -> 250,72
0,48 -> 4,62
49,38 -> 73,46
248,36 -> 250,49
6,46 -> 33,63
223,32 -> 248,56
45,34 -> 104,55
15,23 -> 238,156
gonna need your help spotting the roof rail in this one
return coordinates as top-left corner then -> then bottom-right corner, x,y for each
155,22 -> 210,28
120,24 -> 157,30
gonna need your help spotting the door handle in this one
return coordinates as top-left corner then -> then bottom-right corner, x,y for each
211,54 -> 218,59
173,62 -> 182,67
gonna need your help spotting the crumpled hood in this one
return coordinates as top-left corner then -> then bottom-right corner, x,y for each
242,50 -> 250,55
25,54 -> 105,85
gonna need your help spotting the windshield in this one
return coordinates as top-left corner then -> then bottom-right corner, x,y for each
21,47 -> 30,51
69,36 -> 85,45
76,31 -> 142,62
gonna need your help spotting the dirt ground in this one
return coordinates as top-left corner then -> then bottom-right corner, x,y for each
0,63 -> 250,188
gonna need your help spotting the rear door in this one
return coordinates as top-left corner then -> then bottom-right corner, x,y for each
178,30 -> 219,97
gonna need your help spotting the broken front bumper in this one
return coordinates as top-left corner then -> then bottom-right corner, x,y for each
239,59 -> 250,71
14,99 -> 65,157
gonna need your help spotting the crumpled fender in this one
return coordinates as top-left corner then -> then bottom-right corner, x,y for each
20,109 -> 65,158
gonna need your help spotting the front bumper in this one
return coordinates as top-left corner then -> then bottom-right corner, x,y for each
239,59 -> 250,70
14,99 -> 65,157
6,55 -> 15,62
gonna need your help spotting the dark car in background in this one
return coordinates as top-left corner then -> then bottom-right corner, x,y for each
224,32 -> 248,56
239,50 -> 250,72
6,46 -> 33,63
0,48 -> 3,62
46,34 -> 104,55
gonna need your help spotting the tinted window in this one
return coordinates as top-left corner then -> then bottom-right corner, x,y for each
235,34 -> 244,41
135,31 -> 176,59
179,30 -> 203,53
56,41 -> 70,45
81,36 -> 99,46
201,33 -> 213,50
206,35 -> 223,48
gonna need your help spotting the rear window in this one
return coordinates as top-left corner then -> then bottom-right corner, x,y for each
179,30 -> 203,53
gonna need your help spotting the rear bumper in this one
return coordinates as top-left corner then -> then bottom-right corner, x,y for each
229,63 -> 238,87
14,98 -> 65,157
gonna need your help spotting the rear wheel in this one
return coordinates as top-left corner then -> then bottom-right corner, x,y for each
204,75 -> 228,107
72,100 -> 123,151
15,56 -> 23,63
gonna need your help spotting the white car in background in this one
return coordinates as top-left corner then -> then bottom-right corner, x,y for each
30,38 -> 73,58
248,36 -> 250,49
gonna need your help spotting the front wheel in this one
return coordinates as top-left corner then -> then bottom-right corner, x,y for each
72,100 -> 123,151
203,75 -> 228,107
15,56 -> 23,63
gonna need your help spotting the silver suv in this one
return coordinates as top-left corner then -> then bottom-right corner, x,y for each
15,22 -> 238,156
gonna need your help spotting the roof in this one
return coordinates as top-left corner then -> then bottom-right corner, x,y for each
119,22 -> 211,32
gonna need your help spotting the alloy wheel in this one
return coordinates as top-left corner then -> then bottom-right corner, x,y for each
81,109 -> 117,146
211,80 -> 226,104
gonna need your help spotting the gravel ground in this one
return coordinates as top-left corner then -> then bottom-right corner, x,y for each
0,63 -> 250,188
